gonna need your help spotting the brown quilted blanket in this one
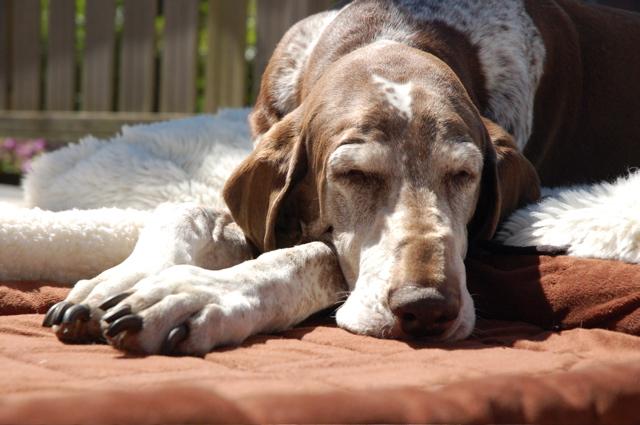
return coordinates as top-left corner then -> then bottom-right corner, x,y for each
1,253 -> 640,424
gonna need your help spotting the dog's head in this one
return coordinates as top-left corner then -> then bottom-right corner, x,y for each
224,42 -> 539,340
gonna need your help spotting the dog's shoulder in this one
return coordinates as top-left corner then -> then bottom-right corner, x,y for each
251,10 -> 339,138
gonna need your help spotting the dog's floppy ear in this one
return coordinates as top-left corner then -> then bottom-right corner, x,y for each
468,117 -> 541,241
223,109 -> 308,253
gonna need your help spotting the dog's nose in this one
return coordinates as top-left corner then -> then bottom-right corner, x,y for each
389,286 -> 460,337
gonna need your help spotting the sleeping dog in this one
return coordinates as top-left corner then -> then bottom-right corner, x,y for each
43,0 -> 640,355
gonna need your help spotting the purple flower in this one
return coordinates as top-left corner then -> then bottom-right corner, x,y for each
2,138 -> 17,151
31,138 -> 47,152
15,142 -> 35,159
1,138 -> 47,174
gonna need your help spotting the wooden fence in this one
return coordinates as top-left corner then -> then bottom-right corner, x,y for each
0,0 -> 333,144
0,0 -> 637,145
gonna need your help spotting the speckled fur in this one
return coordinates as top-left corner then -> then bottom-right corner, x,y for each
105,242 -> 345,355
271,11 -> 339,114
54,203 -> 345,354
391,0 -> 545,149
268,0 -> 545,149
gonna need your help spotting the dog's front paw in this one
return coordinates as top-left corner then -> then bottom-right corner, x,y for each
43,265 -> 156,344
98,265 -> 258,356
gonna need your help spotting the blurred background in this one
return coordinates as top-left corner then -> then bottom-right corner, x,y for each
0,0 -> 637,183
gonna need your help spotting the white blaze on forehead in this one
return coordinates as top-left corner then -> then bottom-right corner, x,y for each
372,74 -> 413,120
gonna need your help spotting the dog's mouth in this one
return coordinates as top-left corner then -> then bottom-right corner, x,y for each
387,309 -> 468,341
335,285 -> 476,341
337,309 -> 471,342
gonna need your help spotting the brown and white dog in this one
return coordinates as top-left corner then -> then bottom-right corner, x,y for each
44,0 -> 640,355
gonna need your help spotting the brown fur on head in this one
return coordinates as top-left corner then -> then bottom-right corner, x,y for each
468,117 -> 542,242
222,108 -> 309,253
224,42 -> 540,339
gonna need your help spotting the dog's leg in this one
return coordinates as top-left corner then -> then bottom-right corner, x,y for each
97,241 -> 345,356
44,202 -> 253,343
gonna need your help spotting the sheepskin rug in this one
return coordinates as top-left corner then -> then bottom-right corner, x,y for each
495,172 -> 640,264
1,109 -> 251,283
0,108 -> 638,283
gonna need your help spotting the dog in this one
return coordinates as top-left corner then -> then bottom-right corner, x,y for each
43,0 -> 640,355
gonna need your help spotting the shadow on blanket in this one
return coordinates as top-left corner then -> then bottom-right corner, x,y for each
467,252 -> 640,335
3,253 -> 637,336
1,253 -> 639,424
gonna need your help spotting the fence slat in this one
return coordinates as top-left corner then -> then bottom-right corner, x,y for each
205,0 -> 247,111
10,0 -> 41,110
82,0 -> 116,112
118,0 -> 157,112
160,0 -> 198,113
0,110 -> 187,145
46,0 -> 76,111
254,0 -> 333,98
0,0 -> 9,109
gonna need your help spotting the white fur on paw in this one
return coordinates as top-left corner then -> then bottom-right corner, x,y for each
65,263 -> 153,307
53,256 -> 172,343
104,265 -> 258,355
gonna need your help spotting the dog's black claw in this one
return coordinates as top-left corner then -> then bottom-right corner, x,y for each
102,305 -> 132,324
42,302 -> 63,327
62,304 -> 91,324
42,301 -> 73,327
161,325 -> 189,355
98,292 -> 133,311
106,314 -> 143,338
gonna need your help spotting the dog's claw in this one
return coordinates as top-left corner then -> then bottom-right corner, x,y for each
106,314 -> 143,337
102,305 -> 132,323
99,292 -> 133,311
62,304 -> 91,324
161,325 -> 189,355
42,303 -> 61,327
42,301 -> 73,327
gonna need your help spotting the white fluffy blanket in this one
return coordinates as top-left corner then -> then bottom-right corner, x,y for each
1,109 -> 251,283
0,108 -> 638,283
496,173 -> 640,263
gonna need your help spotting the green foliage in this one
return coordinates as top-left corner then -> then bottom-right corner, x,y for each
0,138 -> 47,174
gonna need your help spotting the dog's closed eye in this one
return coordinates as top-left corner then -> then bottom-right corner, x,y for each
447,170 -> 477,190
335,169 -> 385,186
